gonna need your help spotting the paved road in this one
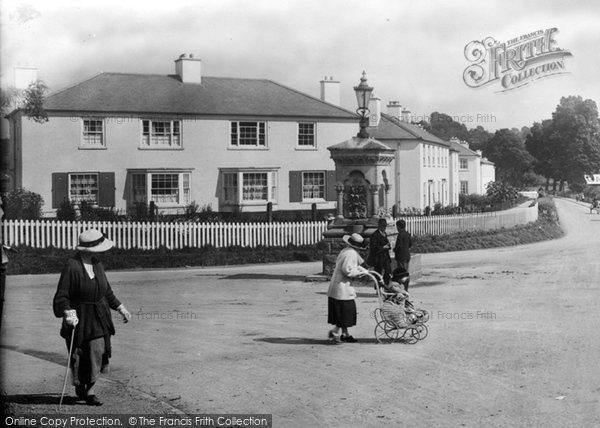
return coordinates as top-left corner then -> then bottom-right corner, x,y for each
2,198 -> 599,427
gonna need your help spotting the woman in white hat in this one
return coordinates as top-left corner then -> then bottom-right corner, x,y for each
327,233 -> 369,343
53,229 -> 131,406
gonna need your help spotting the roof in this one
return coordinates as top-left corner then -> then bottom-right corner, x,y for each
367,113 -> 449,146
328,136 -> 394,152
449,140 -> 481,157
42,73 -> 358,119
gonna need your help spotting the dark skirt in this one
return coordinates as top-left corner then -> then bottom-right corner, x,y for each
67,336 -> 107,386
328,297 -> 357,328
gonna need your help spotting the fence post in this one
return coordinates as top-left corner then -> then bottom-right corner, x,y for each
266,202 -> 273,224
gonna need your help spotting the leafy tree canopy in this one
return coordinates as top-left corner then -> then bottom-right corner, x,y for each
1,79 -> 49,123
484,128 -> 534,188
525,96 -> 600,188
422,112 -> 471,141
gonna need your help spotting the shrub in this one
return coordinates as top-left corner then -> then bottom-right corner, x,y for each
2,188 -> 44,219
486,181 -> 518,207
56,200 -> 77,221
79,201 -> 121,221
583,186 -> 600,202
459,193 -> 490,212
568,182 -> 586,194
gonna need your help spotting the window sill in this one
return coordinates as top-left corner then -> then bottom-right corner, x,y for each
222,201 -> 278,206
138,147 -> 184,150
149,204 -> 188,210
79,146 -> 107,150
227,146 -> 269,151
295,146 -> 318,151
301,199 -> 328,204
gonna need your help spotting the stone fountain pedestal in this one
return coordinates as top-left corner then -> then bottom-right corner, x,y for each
305,134 -> 422,282
307,136 -> 395,281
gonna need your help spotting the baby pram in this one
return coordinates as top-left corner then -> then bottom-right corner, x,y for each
366,270 -> 429,343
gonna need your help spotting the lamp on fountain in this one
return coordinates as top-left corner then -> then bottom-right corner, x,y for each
353,71 -> 374,139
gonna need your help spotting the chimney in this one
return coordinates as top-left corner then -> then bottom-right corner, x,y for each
14,66 -> 38,89
386,101 -> 402,121
319,76 -> 340,106
368,92 -> 381,127
401,107 -> 412,123
174,53 -> 202,84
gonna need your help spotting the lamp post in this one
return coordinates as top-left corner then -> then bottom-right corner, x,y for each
353,71 -> 374,139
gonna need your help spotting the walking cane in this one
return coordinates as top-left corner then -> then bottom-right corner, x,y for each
59,326 -> 76,410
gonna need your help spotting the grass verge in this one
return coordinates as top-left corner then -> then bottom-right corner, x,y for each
5,198 -> 563,275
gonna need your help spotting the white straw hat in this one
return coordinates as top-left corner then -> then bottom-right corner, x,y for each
76,229 -> 113,253
342,233 -> 367,250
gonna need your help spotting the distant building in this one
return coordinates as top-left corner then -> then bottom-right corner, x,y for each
367,104 -> 459,212
584,174 -> 600,186
449,137 -> 495,195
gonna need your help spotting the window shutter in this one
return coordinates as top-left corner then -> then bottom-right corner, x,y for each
289,171 -> 302,203
52,173 -> 68,208
325,170 -> 337,201
98,172 -> 115,207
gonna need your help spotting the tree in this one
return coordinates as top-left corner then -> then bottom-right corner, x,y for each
423,112 -> 470,141
0,79 -> 48,122
520,126 -> 531,142
549,96 -> 600,188
0,86 -> 20,115
525,120 -> 562,190
483,128 -> 534,188
21,80 -> 49,123
2,188 -> 44,220
467,125 -> 492,151
525,96 -> 600,191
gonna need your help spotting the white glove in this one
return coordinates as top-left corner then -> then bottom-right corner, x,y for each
117,304 -> 131,323
357,266 -> 369,276
64,309 -> 78,327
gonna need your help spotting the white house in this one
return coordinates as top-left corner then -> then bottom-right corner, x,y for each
6,55 -> 359,219
5,56 -> 495,219
450,137 -> 495,195
367,101 -> 459,213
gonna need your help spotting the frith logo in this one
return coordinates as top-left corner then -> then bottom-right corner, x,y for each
463,28 -> 572,92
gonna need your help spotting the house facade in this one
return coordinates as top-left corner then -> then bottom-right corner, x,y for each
450,137 -> 496,195
366,101 -> 460,213
7,55 -> 359,218
6,57 -> 495,219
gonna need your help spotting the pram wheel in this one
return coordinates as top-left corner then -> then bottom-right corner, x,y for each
411,324 -> 428,340
403,328 -> 420,344
375,320 -> 399,343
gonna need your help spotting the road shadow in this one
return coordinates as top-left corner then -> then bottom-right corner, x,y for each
1,345 -> 66,366
254,337 -> 335,345
254,337 -> 414,345
414,280 -> 445,287
1,393 -> 82,406
219,273 -> 308,282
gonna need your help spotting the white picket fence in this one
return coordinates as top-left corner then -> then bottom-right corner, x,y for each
1,220 -> 329,250
401,203 -> 538,236
1,203 -> 537,250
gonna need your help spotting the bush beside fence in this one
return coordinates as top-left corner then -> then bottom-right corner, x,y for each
1,203 -> 538,250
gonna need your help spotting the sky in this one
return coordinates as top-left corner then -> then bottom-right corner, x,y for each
2,0 -> 599,132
